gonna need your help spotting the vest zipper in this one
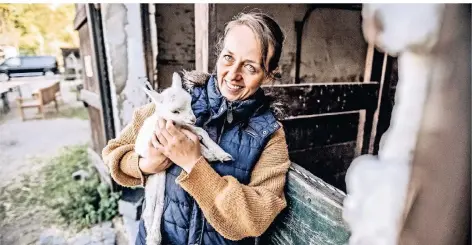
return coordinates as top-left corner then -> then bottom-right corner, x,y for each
199,102 -> 233,244
217,120 -> 225,144
199,101 -> 231,244
217,101 -> 233,144
198,215 -> 205,245
226,101 -> 233,124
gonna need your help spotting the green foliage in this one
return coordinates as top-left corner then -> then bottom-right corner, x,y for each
37,144 -> 121,229
0,144 -> 120,230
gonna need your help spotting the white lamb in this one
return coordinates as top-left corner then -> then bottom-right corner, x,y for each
135,72 -> 233,245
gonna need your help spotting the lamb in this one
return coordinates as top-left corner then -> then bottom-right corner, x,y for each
135,72 -> 233,245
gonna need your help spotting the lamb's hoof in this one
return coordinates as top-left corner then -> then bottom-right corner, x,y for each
219,153 -> 233,162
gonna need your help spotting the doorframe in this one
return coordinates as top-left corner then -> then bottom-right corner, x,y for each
87,3 -> 116,142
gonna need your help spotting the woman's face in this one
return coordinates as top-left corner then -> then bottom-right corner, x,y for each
216,24 -> 271,101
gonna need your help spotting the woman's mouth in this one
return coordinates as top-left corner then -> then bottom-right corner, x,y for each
224,79 -> 243,92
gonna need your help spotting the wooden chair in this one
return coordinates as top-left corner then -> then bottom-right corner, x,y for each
16,81 -> 61,121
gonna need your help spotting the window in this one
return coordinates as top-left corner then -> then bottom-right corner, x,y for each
21,57 -> 37,67
5,57 -> 21,67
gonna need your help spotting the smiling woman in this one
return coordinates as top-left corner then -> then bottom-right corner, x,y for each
102,12 -> 291,245
215,13 -> 284,101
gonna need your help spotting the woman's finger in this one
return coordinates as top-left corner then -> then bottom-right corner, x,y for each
163,159 -> 173,169
158,118 -> 166,129
165,120 -> 182,137
159,127 -> 174,143
181,129 -> 199,143
155,118 -> 165,133
156,130 -> 168,146
151,133 -> 164,149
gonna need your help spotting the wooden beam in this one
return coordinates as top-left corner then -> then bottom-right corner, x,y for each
262,82 -> 379,118
141,4 -> 156,87
74,4 -> 87,30
355,109 -> 366,157
195,3 -> 209,73
399,5 -> 470,244
282,110 -> 360,150
80,89 -> 102,110
195,3 -> 217,73
208,4 -> 217,72
368,53 -> 388,153
363,44 -> 374,82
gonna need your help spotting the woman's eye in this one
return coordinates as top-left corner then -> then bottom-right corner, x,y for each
223,55 -> 233,62
245,65 -> 256,73
172,110 -> 180,114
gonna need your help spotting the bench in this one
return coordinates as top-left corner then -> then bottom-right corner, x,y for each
16,81 -> 61,120
260,163 -> 350,244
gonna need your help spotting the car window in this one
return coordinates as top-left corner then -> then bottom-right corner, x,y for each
41,57 -> 55,64
5,57 -> 21,67
22,56 -> 50,67
21,57 -> 36,67
35,56 -> 54,66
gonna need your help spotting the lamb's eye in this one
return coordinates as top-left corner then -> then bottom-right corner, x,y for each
172,110 -> 180,114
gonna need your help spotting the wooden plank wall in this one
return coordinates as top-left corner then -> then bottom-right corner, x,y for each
263,82 -> 379,191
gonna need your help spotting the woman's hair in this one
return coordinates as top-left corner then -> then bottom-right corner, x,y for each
216,11 -> 285,80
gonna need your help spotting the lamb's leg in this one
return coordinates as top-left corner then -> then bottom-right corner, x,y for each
199,142 -> 221,162
146,172 -> 166,245
188,125 -> 233,162
143,174 -> 159,236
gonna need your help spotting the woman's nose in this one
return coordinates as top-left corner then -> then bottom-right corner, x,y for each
226,65 -> 242,81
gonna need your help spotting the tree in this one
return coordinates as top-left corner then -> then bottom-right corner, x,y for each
0,3 -> 79,56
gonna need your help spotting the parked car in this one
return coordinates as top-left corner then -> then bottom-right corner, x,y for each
0,56 -> 59,81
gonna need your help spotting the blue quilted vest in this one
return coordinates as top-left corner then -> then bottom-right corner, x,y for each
136,76 -> 280,245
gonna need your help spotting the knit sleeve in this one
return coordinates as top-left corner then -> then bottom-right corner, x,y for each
101,103 -> 168,187
176,125 -> 291,240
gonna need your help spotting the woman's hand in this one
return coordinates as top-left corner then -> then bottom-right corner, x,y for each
155,119 -> 202,173
138,127 -> 173,175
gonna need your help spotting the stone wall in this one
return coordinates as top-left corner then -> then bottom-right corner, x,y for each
101,4 -> 149,131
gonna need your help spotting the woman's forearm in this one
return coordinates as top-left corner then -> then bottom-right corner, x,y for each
176,128 -> 291,240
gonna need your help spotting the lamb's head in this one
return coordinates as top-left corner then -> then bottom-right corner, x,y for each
143,72 -> 197,125
362,4 -> 445,56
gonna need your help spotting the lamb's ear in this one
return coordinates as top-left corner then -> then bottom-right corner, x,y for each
141,86 -> 161,104
171,72 -> 183,89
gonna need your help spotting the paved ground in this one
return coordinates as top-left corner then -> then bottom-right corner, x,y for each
0,76 -> 90,187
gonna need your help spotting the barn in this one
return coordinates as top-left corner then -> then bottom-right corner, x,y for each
74,3 -> 399,243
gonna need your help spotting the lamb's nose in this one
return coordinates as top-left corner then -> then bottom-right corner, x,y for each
190,116 -> 196,124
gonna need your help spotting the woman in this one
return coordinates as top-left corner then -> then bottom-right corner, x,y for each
102,12 -> 291,245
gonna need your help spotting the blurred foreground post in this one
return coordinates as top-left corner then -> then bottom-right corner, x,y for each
399,5 -> 470,245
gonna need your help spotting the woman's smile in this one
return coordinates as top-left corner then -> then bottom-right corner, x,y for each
224,79 -> 244,93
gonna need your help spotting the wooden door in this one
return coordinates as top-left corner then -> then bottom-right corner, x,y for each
74,4 -> 111,187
